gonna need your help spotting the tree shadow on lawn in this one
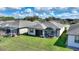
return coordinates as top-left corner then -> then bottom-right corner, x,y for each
54,30 -> 68,48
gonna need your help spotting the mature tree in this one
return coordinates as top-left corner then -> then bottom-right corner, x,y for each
23,16 -> 40,21
0,16 -> 15,21
44,16 -> 57,21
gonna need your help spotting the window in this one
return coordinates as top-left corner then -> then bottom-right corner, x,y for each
6,29 -> 11,33
29,29 -> 34,33
75,36 -> 79,43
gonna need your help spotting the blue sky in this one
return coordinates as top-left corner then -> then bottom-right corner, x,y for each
0,7 -> 79,19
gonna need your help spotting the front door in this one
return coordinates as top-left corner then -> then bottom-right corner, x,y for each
36,30 -> 42,36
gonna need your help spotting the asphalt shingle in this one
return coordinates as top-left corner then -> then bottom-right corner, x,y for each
68,23 -> 79,35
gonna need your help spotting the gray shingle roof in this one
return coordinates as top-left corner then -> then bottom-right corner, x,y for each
0,20 -> 64,30
0,20 -> 19,29
18,20 -> 37,28
68,23 -> 79,35
25,21 -> 64,30
31,22 -> 47,29
49,21 -> 64,28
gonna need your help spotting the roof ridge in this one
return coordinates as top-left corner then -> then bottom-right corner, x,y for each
49,21 -> 64,28
49,21 -> 59,28
39,23 -> 47,29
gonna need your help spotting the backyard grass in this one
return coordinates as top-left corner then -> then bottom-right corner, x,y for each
0,34 -> 72,51
54,30 -> 68,47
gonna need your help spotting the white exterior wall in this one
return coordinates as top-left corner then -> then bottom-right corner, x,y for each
0,30 -> 6,35
42,30 -> 45,37
56,27 -> 65,37
64,24 -> 70,30
68,35 -> 79,48
28,29 -> 36,35
59,27 -> 65,36
19,28 -> 28,34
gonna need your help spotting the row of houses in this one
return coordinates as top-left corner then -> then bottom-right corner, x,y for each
0,20 -> 65,38
0,20 -> 79,49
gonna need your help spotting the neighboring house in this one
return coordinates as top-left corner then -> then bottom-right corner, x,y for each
0,20 -> 19,36
67,23 -> 79,48
0,20 -> 31,36
27,21 -> 65,38
0,20 -> 65,37
17,20 -> 36,34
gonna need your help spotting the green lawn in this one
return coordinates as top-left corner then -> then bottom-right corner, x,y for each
54,30 -> 68,47
0,34 -> 72,51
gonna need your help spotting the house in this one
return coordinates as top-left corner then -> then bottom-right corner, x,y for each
0,20 -> 19,36
0,20 -> 65,37
27,21 -> 65,38
0,20 -> 32,36
67,23 -> 79,48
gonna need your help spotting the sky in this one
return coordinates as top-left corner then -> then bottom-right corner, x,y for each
0,7 -> 79,19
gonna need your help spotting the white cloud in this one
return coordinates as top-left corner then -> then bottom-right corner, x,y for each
34,12 -> 39,16
56,11 -> 79,19
0,13 -> 10,17
57,13 -> 70,17
0,7 -> 6,11
49,11 -> 55,16
58,7 -> 68,10
12,7 -> 66,19
34,7 -> 42,10
12,9 -> 34,18
9,7 -> 22,10
55,8 -> 79,19
34,7 -> 46,11
12,11 -> 24,18
1,7 -> 79,19
0,7 -> 22,11
38,12 -> 51,18
34,7 -> 53,11
71,9 -> 79,14
20,11 -> 24,14
13,13 -> 26,18
0,13 -> 5,16
24,8 -> 32,13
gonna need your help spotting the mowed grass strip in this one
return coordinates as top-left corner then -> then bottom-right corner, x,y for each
54,30 -> 68,47
0,35 -> 72,51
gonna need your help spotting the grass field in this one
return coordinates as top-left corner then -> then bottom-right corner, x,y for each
54,30 -> 68,47
0,34 -> 72,51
